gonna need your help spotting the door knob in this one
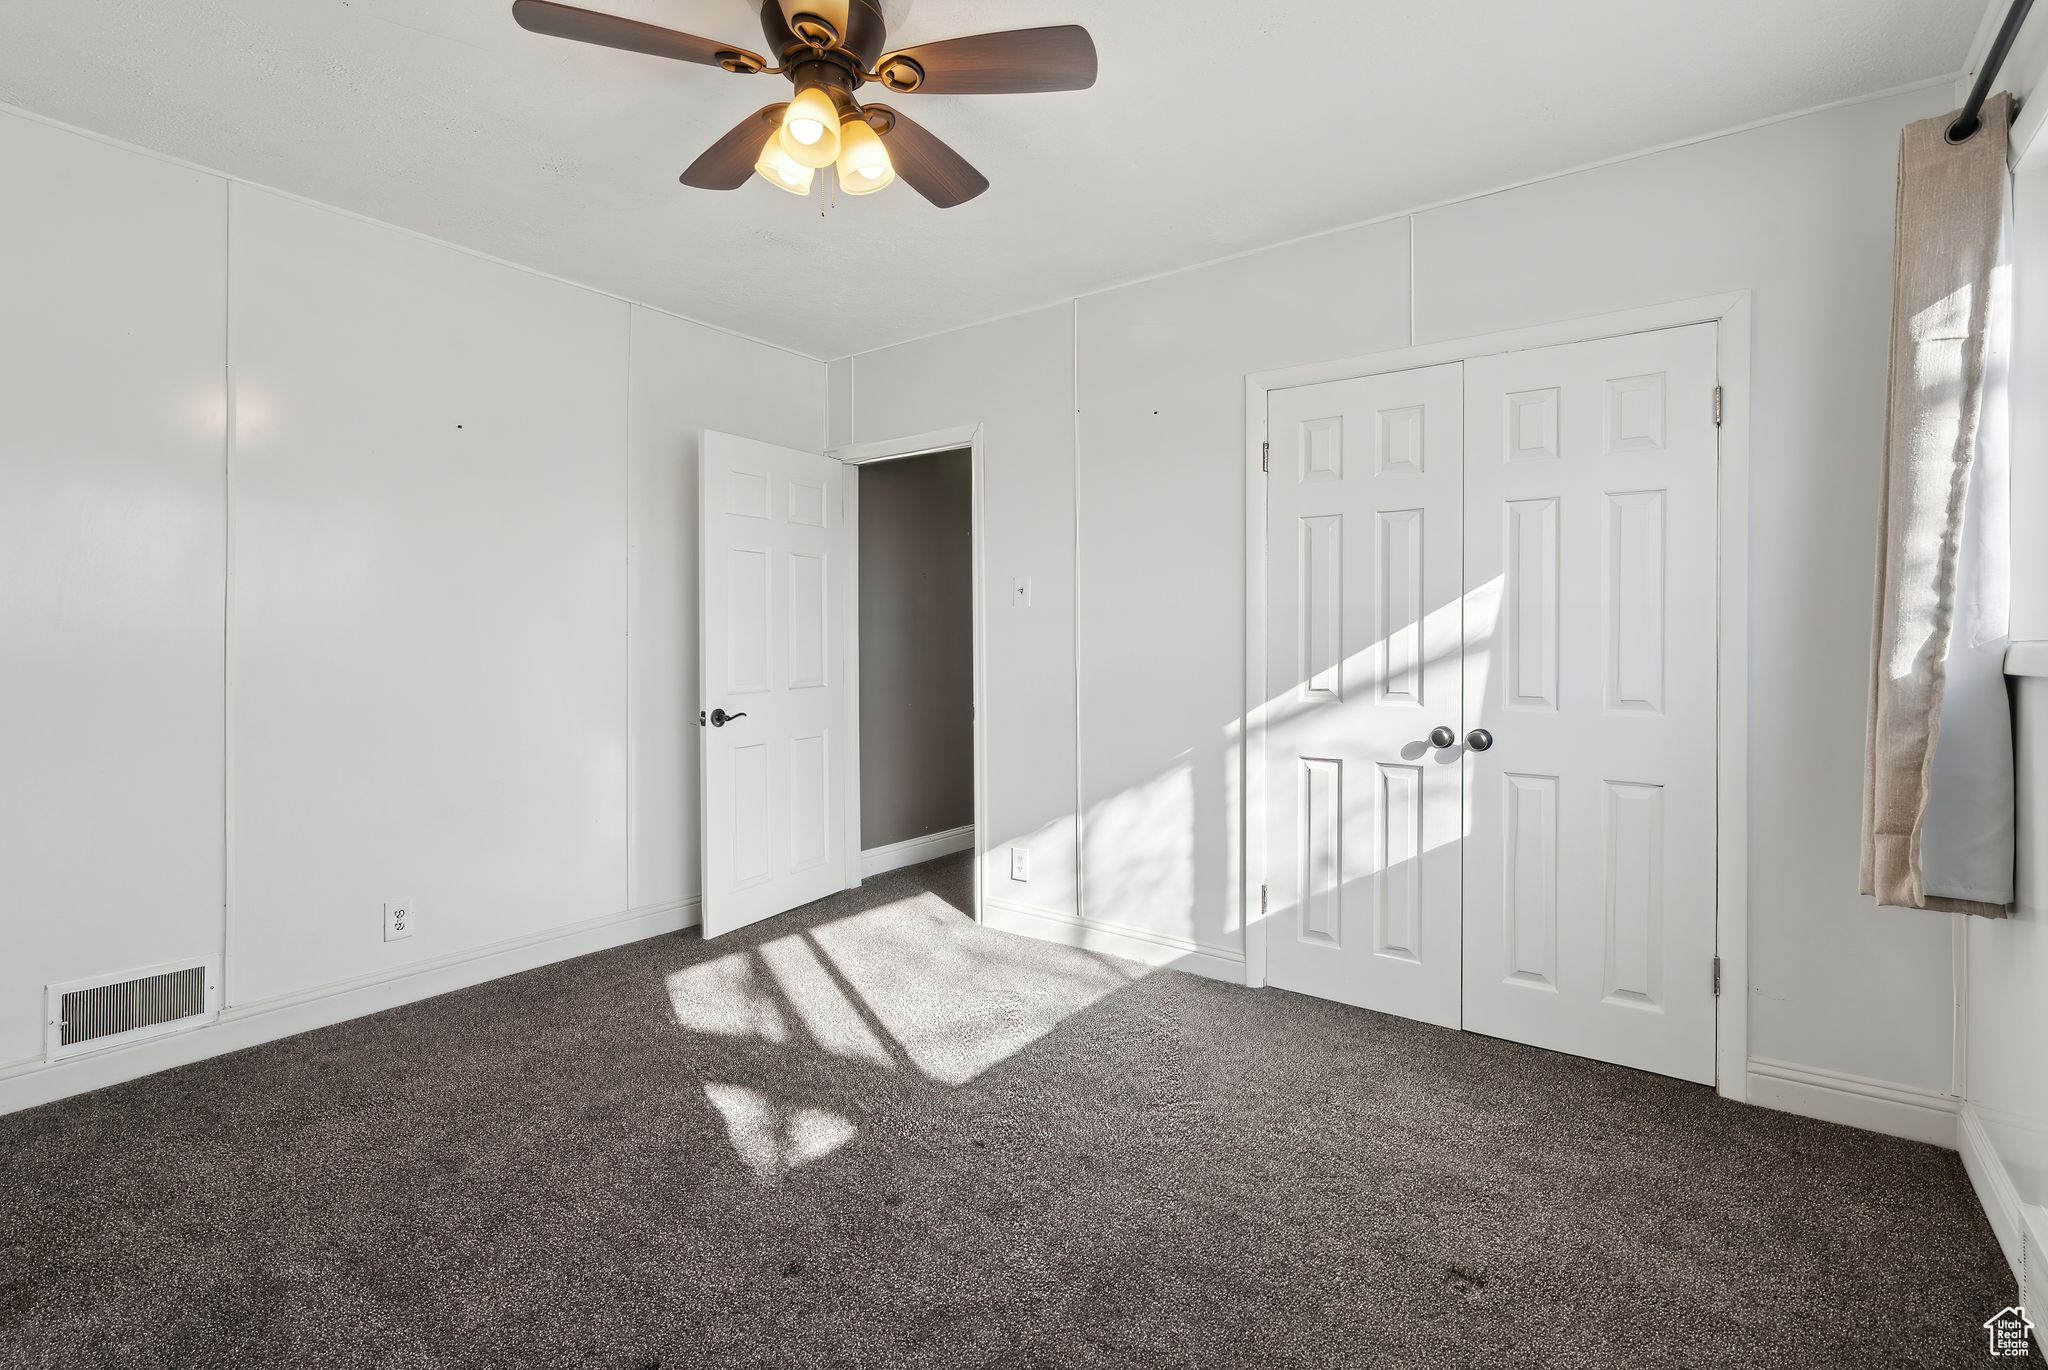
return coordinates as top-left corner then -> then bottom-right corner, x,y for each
1429,725 -> 1457,749
709,708 -> 748,727
1465,728 -> 1494,752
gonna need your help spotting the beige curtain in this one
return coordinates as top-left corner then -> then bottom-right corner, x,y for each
1862,93 -> 2015,918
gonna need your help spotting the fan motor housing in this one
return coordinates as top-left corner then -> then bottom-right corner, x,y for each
788,12 -> 838,46
760,0 -> 888,69
786,55 -> 860,107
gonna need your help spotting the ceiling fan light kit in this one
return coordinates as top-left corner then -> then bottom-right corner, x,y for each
511,0 -> 1097,209
835,114 -> 895,195
753,119 -> 815,195
778,84 -> 842,167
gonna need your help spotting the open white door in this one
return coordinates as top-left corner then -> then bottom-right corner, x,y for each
699,431 -> 851,939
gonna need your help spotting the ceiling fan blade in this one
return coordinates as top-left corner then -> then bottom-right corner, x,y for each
681,105 -> 787,189
873,25 -> 1096,95
865,105 -> 988,208
513,0 -> 765,70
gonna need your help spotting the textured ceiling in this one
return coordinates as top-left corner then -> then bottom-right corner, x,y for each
0,0 -> 1991,358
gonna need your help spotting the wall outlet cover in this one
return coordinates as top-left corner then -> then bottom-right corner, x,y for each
384,899 -> 415,942
1009,847 -> 1029,881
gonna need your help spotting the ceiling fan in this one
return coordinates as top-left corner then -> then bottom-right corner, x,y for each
511,0 -> 1098,208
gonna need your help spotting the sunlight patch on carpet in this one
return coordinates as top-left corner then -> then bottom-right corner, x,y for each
702,1082 -> 857,1183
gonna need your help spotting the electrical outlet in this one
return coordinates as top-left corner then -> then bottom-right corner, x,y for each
384,899 -> 415,942
1011,576 -> 1032,608
1009,847 -> 1029,882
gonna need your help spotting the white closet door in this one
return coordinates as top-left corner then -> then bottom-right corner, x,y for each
1460,324 -> 1719,1083
700,431 -> 850,939
1264,363 -> 1465,1027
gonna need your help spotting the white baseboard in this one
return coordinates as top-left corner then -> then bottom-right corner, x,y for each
1744,1057 -> 1960,1148
984,897 -> 1246,984
0,895 -> 700,1118
860,824 -> 975,879
2028,1207 -> 2048,1335
1960,1102 -> 2026,1274
1961,1105 -> 2048,1360
1959,1100 -> 2048,1325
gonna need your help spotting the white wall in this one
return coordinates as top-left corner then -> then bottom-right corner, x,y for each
628,305 -> 825,913
844,306 -> 1080,919
1075,224 -> 1410,955
228,185 -> 632,1003
837,84 -> 1962,1091
0,110 -> 227,1067
0,107 -> 824,1103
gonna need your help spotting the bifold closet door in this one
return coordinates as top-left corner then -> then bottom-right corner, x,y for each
1263,363 -> 1465,1028
1460,324 -> 1719,1084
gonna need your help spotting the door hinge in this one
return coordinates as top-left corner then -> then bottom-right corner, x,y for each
1711,385 -> 1723,427
1711,955 -> 1722,996
1260,883 -> 1269,917
1260,441 -> 1270,473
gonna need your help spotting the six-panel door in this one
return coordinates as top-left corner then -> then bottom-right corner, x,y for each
1263,363 -> 1466,1028
1460,324 -> 1719,1084
699,431 -> 849,939
1261,325 -> 1720,1085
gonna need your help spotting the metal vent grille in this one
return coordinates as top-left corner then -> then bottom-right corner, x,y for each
59,965 -> 209,1047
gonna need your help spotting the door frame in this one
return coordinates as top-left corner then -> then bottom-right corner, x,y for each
1241,291 -> 1752,1101
829,423 -> 989,927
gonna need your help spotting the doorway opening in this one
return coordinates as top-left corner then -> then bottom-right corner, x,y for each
851,446 -> 975,888
836,426 -> 989,927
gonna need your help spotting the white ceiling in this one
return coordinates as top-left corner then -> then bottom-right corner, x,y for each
0,0 -> 1992,358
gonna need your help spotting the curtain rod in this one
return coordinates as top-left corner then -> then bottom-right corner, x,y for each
1950,0 -> 2035,142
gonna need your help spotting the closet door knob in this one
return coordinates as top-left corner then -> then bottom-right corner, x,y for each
1429,726 -> 1457,749
1465,728 -> 1494,752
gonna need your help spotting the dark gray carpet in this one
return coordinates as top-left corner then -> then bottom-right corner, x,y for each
0,853 -> 2024,1368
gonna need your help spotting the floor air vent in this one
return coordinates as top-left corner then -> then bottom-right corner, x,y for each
46,959 -> 219,1060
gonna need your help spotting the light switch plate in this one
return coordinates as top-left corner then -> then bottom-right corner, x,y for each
1011,576 -> 1032,608
384,899 -> 415,942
